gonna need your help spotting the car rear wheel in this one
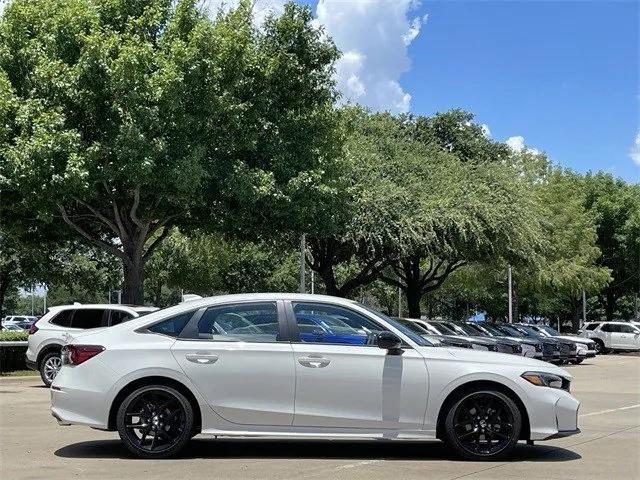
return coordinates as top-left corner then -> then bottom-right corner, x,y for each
444,390 -> 522,461
593,339 -> 607,354
39,351 -> 62,387
116,385 -> 194,459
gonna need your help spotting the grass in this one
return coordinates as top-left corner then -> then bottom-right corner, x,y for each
0,369 -> 38,377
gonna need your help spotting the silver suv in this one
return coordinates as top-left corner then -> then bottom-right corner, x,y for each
26,304 -> 157,386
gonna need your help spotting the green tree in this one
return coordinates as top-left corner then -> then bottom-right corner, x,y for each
583,173 -> 640,320
1,0 -> 340,304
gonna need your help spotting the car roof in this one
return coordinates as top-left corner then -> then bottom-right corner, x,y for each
47,304 -> 156,312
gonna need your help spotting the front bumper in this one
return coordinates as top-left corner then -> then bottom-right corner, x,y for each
542,428 -> 581,440
521,379 -> 581,441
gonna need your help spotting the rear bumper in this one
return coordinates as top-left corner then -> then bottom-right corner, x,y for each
25,357 -> 37,371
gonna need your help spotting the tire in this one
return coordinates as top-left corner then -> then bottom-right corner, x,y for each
39,351 -> 62,387
443,390 -> 522,461
593,339 -> 607,354
570,358 -> 584,365
117,385 -> 193,459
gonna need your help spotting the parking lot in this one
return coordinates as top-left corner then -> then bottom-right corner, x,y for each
0,354 -> 638,480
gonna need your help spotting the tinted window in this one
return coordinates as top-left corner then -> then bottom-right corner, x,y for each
110,310 -> 133,326
49,310 -> 73,327
293,303 -> 387,346
71,309 -> 105,329
148,312 -> 194,337
428,322 -> 457,335
585,323 -> 600,331
194,303 -> 279,342
619,324 -> 639,334
601,323 -> 618,333
396,319 -> 429,334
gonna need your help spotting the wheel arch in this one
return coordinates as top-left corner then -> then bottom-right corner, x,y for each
107,376 -> 202,434
435,380 -> 531,441
36,343 -> 63,368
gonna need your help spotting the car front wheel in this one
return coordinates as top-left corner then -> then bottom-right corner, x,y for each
116,385 -> 194,459
39,351 -> 62,387
444,390 -> 522,460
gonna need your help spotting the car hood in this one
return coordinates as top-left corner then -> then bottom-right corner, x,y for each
444,335 -> 496,346
419,345 -> 570,375
553,335 -> 595,346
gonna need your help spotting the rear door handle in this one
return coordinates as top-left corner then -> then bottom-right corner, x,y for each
185,353 -> 219,364
298,355 -> 330,368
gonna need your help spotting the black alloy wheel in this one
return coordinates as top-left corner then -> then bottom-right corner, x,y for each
444,390 -> 521,460
117,385 -> 193,458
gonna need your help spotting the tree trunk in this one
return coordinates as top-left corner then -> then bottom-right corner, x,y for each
405,285 -> 421,318
605,290 -> 616,321
570,298 -> 581,334
121,240 -> 145,305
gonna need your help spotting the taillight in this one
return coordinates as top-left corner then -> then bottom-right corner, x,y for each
28,323 -> 38,335
62,345 -> 105,366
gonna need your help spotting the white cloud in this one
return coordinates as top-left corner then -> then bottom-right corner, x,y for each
316,0 -> 428,113
629,132 -> 640,167
506,135 -> 540,155
481,124 -> 491,138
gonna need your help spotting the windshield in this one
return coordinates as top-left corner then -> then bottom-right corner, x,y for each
427,322 -> 457,335
495,324 -> 523,337
396,318 -> 429,334
458,323 -> 486,336
537,325 -> 559,336
359,305 -> 433,346
478,323 -> 503,336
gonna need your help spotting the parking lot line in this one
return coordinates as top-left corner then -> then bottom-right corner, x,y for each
581,404 -> 640,417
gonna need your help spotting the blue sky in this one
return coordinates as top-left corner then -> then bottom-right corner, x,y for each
298,0 -> 639,182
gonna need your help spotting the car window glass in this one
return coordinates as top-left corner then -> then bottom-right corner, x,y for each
148,311 -> 194,337
195,303 -> 279,342
49,310 -> 73,327
601,323 -> 619,333
70,309 -> 105,329
110,310 -> 133,326
293,303 -> 387,346
619,324 -> 638,334
585,323 -> 600,330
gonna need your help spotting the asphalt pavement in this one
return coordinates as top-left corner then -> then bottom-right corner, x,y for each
1,354 -> 638,480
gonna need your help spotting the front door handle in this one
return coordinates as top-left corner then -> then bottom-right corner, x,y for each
298,355 -> 330,368
185,353 -> 219,364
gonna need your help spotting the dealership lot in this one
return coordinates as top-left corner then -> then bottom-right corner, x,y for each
1,355 -> 638,480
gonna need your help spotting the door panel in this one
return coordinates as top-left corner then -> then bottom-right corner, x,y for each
292,343 -> 428,429
171,301 -> 295,426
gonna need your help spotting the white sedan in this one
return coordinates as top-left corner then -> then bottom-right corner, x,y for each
51,294 -> 580,460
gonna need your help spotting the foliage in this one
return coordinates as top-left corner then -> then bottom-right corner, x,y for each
0,330 -> 27,341
0,0 -> 341,304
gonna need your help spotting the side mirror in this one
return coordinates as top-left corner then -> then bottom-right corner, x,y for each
377,331 -> 403,353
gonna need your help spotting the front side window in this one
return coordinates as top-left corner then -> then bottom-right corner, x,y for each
293,303 -> 387,346
71,309 -> 105,329
600,323 -> 619,333
195,303 -> 279,343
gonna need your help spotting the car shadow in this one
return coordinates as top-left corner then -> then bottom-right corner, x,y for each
55,438 -> 581,462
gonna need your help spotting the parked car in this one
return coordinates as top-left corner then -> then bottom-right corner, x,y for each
2,315 -> 38,330
26,304 -> 158,386
51,293 -> 580,460
493,324 -> 562,364
469,322 -> 544,360
523,324 -> 597,363
409,319 -> 502,351
1,323 -> 25,331
447,322 -> 526,356
579,321 -> 640,353
395,318 -> 472,349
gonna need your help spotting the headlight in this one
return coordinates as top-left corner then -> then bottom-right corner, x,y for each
521,371 -> 570,391
471,344 -> 489,351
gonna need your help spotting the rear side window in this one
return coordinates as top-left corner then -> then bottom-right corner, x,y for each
585,323 -> 600,331
148,312 -> 194,337
71,309 -> 106,329
49,310 -> 73,327
194,303 -> 279,342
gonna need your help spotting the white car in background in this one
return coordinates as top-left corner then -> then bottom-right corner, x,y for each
26,304 -> 157,386
51,294 -> 580,460
579,321 -> 640,353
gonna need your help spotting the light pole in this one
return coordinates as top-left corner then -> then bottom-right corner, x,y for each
299,234 -> 306,294
507,265 -> 513,323
582,290 -> 587,328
